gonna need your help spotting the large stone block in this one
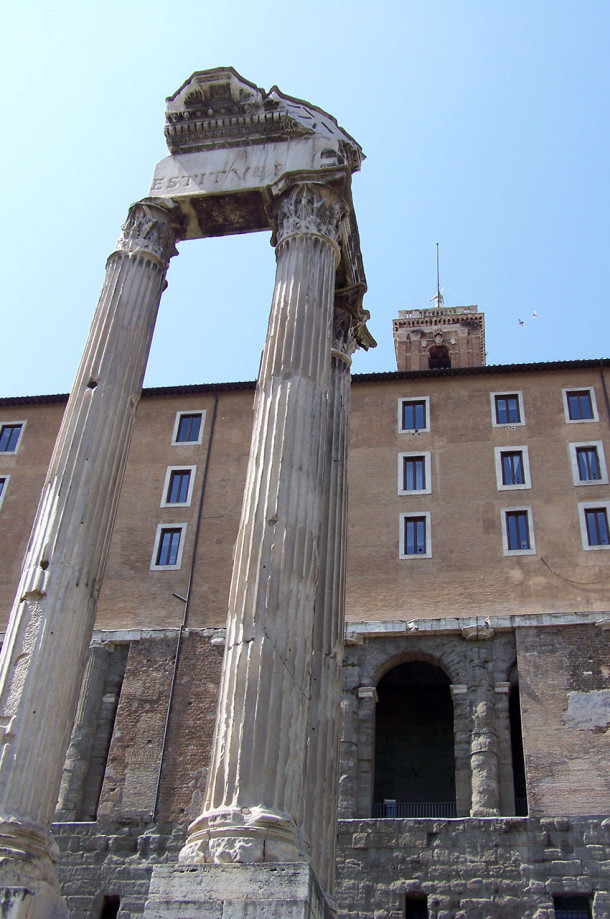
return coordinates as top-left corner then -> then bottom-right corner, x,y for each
144,863 -> 333,919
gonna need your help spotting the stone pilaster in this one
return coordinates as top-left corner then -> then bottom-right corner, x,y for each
0,200 -> 180,913
55,641 -> 111,821
469,653 -> 500,816
450,683 -> 471,817
303,294 -> 358,895
356,686 -> 378,817
180,181 -> 347,867
337,694 -> 358,819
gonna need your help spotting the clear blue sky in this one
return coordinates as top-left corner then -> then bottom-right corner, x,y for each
1,1 -> 609,397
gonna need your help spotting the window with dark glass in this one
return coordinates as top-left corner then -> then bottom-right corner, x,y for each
506,510 -> 530,550
0,424 -> 23,453
585,507 -> 609,546
156,528 -> 182,566
494,395 -> 520,424
175,413 -> 202,443
166,469 -> 191,503
404,516 -> 427,555
552,894 -> 592,919
501,451 -> 525,485
0,477 -> 5,498
402,400 -> 426,431
576,446 -> 601,481
567,390 -> 594,420
403,456 -> 426,491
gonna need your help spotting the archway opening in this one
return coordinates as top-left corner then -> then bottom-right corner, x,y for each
374,661 -> 456,817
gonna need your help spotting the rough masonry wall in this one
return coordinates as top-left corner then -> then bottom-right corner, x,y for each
517,624 -> 610,817
155,630 -> 225,823
335,816 -> 610,919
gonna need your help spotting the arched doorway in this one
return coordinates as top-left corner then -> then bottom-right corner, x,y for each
373,661 -> 456,817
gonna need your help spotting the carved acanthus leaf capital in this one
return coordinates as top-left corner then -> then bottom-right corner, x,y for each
333,283 -> 375,356
115,200 -> 182,269
274,183 -> 347,257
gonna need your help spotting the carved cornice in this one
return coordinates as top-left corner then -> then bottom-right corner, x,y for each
273,183 -> 347,260
114,200 -> 182,270
164,68 -> 363,171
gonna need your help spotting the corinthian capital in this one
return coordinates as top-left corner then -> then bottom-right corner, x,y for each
115,200 -> 182,269
274,183 -> 347,255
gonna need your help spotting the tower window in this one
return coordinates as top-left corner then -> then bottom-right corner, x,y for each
495,447 -> 531,491
576,447 -> 601,481
428,343 -> 450,369
0,423 -> 24,453
501,507 -> 535,555
398,453 -> 431,494
563,388 -> 598,423
400,513 -> 431,558
569,442 -> 608,486
172,411 -> 205,444
151,524 -> 187,569
399,397 -> 430,433
494,395 -> 521,425
585,508 -> 609,546
162,467 -> 196,506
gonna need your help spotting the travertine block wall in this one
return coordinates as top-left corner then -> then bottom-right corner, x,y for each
517,624 -> 610,817
335,816 -> 610,919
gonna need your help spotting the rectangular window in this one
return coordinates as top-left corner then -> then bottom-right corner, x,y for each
552,895 -> 592,919
563,388 -> 598,423
399,512 -> 431,558
0,423 -> 24,453
578,502 -> 610,550
172,411 -> 205,445
567,390 -> 593,420
501,506 -> 535,555
502,451 -> 524,485
569,441 -> 608,486
0,475 -> 7,511
506,511 -> 530,550
398,397 -> 430,433
494,394 -> 521,424
585,508 -> 609,546
398,453 -> 431,494
151,524 -> 187,569
577,446 -> 601,481
495,446 -> 530,490
161,466 -> 196,506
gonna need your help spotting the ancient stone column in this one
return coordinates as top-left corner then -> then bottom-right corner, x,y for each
469,653 -> 500,816
55,641 -> 112,821
450,683 -> 471,817
494,682 -> 516,816
181,180 -> 347,867
0,200 -> 180,914
302,294 -> 358,895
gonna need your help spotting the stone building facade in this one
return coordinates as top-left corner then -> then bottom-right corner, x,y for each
0,306 -> 609,917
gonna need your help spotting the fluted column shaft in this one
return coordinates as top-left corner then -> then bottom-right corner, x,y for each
55,642 -> 111,821
0,201 -> 179,891
303,307 -> 355,895
469,654 -> 500,816
182,182 -> 346,867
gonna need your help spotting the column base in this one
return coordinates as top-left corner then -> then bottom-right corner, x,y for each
144,863 -> 335,919
181,806 -> 309,865
0,821 -> 67,919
